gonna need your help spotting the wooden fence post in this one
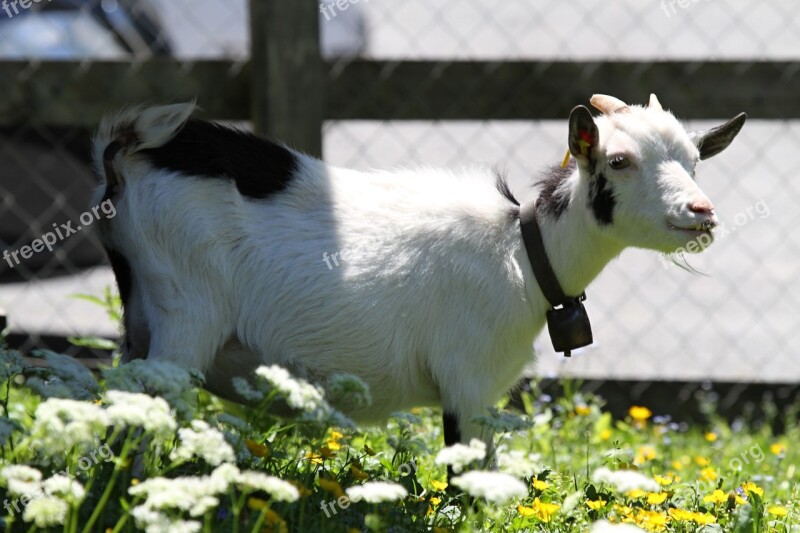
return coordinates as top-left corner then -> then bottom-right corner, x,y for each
249,0 -> 324,158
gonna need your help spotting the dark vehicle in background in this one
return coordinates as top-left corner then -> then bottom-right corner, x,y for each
0,0 -> 173,280
0,0 -> 368,281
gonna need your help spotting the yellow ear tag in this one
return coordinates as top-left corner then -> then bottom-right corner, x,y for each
578,138 -> 592,157
561,149 -> 571,168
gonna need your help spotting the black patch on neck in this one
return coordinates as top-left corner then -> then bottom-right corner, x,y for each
535,160 -> 574,218
141,120 -> 298,200
588,172 -> 616,225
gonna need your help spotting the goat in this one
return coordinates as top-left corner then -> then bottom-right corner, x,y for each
91,94 -> 745,450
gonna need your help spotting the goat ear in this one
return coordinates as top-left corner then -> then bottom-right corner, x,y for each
568,106 -> 599,164
691,112 -> 747,160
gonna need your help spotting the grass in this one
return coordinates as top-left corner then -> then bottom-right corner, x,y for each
0,294 -> 796,532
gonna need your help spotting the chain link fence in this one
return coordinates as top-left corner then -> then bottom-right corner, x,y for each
1,1 -> 798,396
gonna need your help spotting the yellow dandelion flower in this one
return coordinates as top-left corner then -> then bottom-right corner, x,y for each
329,429 -> 344,440
634,509 -> 668,531
517,505 -> 535,517
130,478 -> 139,487
430,479 -> 448,492
634,445 -> 656,464
671,460 -> 684,471
350,465 -> 369,481
629,406 -> 653,422
734,494 -> 746,505
695,456 -> 710,467
627,489 -> 646,499
700,467 -> 718,482
770,443 -> 787,456
318,477 -> 345,499
530,498 -> 560,523
599,428 -> 613,441
586,499 -> 607,510
741,481 -> 764,497
305,452 -> 324,465
692,512 -> 716,525
703,489 -> 727,504
326,440 -> 342,452
430,496 -> 441,506
575,405 -> 591,416
654,475 -> 673,486
705,432 -> 718,442
668,508 -> 695,521
767,506 -> 789,517
245,439 -> 270,458
647,492 -> 668,505
532,479 -> 549,491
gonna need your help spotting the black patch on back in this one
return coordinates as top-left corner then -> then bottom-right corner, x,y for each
535,159 -> 574,218
141,120 -> 298,200
588,172 -> 616,225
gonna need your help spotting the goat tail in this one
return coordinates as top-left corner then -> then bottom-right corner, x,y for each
92,102 -> 196,192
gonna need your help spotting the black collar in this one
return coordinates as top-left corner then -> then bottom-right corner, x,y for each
519,202 -> 593,357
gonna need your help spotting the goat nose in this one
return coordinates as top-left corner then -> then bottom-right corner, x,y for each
688,199 -> 715,215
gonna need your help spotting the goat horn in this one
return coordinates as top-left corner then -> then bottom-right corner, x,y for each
590,94 -> 630,115
649,93 -> 664,111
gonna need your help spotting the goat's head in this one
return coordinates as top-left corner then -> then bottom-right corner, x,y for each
567,93 -> 746,253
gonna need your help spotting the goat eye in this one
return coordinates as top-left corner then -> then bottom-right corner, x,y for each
609,156 -> 630,170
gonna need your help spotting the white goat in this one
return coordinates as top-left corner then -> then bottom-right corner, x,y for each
92,94 -> 745,449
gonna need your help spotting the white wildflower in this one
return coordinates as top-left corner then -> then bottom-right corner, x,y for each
105,390 -> 177,440
170,420 -> 235,466
130,476 -> 220,517
235,471 -> 300,502
22,496 -> 68,527
1,465 -> 43,498
43,474 -> 85,503
450,471 -> 527,503
590,520 -> 648,533
30,398 -> 109,454
326,373 -> 372,410
345,481 -> 407,503
434,438 -> 486,473
591,467 -> 659,493
232,377 -> 264,402
208,463 -> 241,493
103,360 -> 202,420
255,365 -> 325,412
131,507 -> 201,533
497,448 -> 543,478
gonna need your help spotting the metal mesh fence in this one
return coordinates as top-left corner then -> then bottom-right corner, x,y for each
1,1 -> 798,391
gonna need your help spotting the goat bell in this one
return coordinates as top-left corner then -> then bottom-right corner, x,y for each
546,299 -> 593,357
